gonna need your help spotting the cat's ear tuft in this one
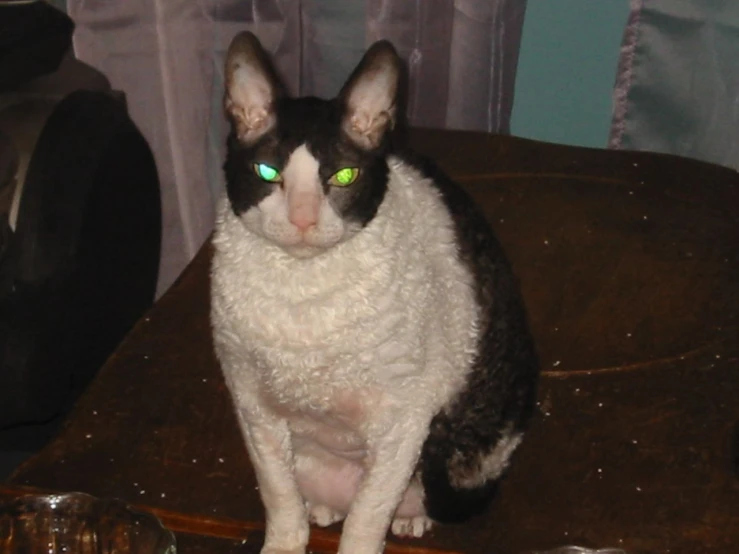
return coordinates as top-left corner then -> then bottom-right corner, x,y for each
224,31 -> 284,145
339,40 -> 402,150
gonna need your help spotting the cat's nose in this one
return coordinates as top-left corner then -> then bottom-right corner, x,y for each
291,215 -> 316,232
289,204 -> 318,232
288,190 -> 320,232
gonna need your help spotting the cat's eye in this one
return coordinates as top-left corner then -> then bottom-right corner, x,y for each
329,167 -> 360,187
253,163 -> 282,183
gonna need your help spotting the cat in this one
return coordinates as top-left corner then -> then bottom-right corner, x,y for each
210,31 -> 539,554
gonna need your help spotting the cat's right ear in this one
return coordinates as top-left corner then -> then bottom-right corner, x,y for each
339,40 -> 402,151
224,32 -> 284,145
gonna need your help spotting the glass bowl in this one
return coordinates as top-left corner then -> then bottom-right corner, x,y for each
0,492 -> 176,553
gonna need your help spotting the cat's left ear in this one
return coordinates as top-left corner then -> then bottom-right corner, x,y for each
339,40 -> 402,150
224,31 -> 285,145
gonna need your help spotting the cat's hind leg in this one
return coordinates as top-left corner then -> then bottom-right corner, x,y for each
390,474 -> 434,538
391,515 -> 434,538
419,421 -> 524,524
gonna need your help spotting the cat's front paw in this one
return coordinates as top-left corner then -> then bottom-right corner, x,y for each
390,515 -> 434,538
261,549 -> 305,554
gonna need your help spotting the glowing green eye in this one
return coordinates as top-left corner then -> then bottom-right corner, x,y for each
254,163 -> 282,182
330,167 -> 359,187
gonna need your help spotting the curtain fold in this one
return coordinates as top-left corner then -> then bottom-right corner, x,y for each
610,0 -> 739,173
68,0 -> 526,295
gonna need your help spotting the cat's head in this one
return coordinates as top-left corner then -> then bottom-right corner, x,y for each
223,32 -> 402,258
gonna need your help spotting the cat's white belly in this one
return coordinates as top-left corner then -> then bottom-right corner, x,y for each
278,399 -> 369,516
294,436 -> 364,518
288,409 -> 426,522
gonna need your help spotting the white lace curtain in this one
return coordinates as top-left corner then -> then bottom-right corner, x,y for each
66,0 -> 527,295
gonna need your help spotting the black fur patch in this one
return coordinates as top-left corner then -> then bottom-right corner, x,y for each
398,149 -> 540,524
223,96 -> 389,229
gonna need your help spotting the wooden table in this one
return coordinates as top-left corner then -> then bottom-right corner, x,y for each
3,129 -> 739,554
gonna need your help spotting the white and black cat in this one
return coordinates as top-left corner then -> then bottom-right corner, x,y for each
210,32 -> 539,554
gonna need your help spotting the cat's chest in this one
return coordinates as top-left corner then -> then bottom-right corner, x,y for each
265,386 -> 382,458
222,234 -> 433,380
238,284 -> 429,399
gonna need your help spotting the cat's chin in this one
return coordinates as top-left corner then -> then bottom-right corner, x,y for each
281,243 -> 332,259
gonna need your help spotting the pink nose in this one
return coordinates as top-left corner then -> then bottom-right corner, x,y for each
289,204 -> 318,231
288,190 -> 320,232
291,215 -> 316,231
